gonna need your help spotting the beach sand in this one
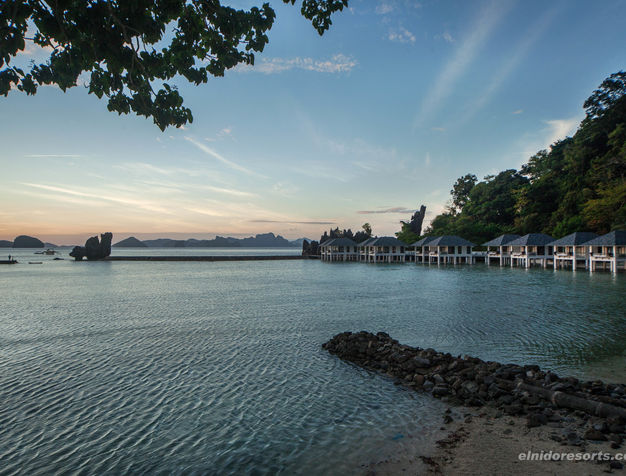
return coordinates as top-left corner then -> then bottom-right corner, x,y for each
363,406 -> 625,475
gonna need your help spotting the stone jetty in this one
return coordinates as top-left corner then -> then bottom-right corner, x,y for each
323,331 -> 626,446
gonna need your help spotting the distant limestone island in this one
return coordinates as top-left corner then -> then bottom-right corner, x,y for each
0,235 -> 58,248
112,233 -> 304,248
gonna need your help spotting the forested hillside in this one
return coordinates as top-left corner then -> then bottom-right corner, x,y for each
423,71 -> 626,244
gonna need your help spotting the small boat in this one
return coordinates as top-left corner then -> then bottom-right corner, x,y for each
44,249 -> 56,255
0,260 -> 18,265
28,261 -> 43,264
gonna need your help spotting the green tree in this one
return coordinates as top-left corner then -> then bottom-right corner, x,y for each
450,174 -> 477,213
583,71 -> 626,122
0,0 -> 348,130
362,222 -> 372,237
583,182 -> 626,233
395,222 -> 418,244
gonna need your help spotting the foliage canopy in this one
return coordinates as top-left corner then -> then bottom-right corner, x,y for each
421,71 -> 626,244
0,0 -> 348,130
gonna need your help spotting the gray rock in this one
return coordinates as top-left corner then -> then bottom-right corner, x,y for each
583,428 -> 607,441
433,385 -> 449,397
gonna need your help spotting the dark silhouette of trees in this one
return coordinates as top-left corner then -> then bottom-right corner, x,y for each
450,175 -> 477,213
1,0 -> 348,130
396,205 -> 426,244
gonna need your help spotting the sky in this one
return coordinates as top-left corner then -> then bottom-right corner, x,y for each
1,0 -> 626,245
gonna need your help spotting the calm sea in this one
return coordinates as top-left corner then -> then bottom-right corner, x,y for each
1,248 -> 625,474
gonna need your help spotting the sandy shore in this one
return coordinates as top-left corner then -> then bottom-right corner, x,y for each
363,406 -> 625,475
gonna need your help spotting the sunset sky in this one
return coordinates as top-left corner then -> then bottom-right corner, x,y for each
2,0 -> 626,245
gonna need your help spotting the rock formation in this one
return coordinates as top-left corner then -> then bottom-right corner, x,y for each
70,233 -> 113,260
324,332 -> 626,442
12,235 -> 44,248
407,205 -> 427,236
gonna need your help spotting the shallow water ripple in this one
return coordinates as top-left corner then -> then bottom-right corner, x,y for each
0,257 -> 624,474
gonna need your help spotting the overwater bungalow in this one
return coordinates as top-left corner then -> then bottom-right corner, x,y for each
550,232 -> 598,270
421,235 -> 475,265
319,238 -> 359,262
412,236 -> 437,263
585,231 -> 626,273
507,233 -> 554,268
359,237 -> 407,263
482,234 -> 521,266
357,237 -> 376,262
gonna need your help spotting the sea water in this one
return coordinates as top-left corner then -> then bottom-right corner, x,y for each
1,249 -> 624,474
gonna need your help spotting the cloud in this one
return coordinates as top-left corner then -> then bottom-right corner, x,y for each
414,0 -> 513,128
237,54 -> 357,74
357,207 -> 416,214
456,6 -> 558,125
516,115 -> 582,165
20,183 -> 172,214
376,2 -> 394,15
24,154 -> 82,158
184,207 -> 228,218
202,185 -> 256,198
431,127 -> 446,132
442,31 -> 454,43
545,117 -> 579,146
387,27 -> 416,44
425,152 -> 432,167
114,162 -> 227,181
184,137 -> 266,178
351,161 -> 376,172
272,182 -> 299,197
249,220 -> 336,225
512,109 -> 524,115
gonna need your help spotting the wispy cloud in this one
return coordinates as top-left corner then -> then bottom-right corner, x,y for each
115,162 -> 228,182
414,0 -> 513,128
202,185 -> 256,198
290,164 -> 349,182
249,219 -> 336,225
545,117 -> 579,146
376,2 -> 394,15
184,207 -> 228,218
184,137 -> 266,178
351,161 -> 376,172
456,6 -> 558,124
204,127 -> 234,142
271,181 -> 299,197
512,109 -> 524,115
387,27 -> 416,44
425,152 -> 432,167
24,154 -> 82,159
357,207 -> 416,214
20,183 -> 172,214
442,31 -> 454,43
237,54 -> 357,74
516,115 -> 581,165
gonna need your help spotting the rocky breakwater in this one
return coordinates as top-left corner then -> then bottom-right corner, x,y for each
323,331 -> 626,452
